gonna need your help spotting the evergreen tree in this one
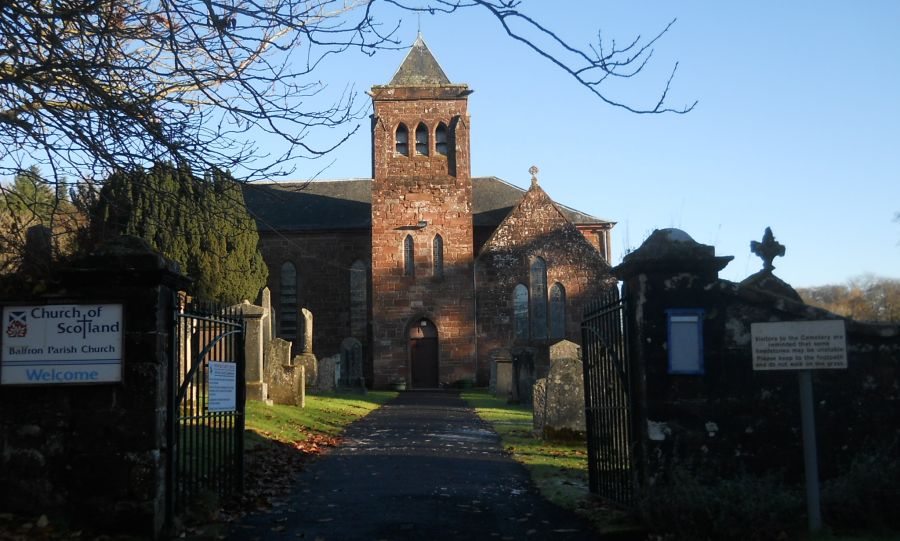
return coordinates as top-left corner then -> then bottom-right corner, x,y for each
91,163 -> 268,305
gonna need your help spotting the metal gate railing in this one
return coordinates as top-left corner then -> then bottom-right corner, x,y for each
166,298 -> 246,525
581,288 -> 635,506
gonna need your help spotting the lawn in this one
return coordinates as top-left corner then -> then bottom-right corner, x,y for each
245,389 -> 396,444
460,389 -> 640,537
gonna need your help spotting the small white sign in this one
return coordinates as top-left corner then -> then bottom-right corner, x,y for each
208,361 -> 237,412
751,320 -> 847,371
2,304 -> 123,385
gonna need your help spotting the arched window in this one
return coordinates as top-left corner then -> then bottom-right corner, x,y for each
404,235 -> 415,277
432,234 -> 444,278
415,122 -> 429,156
349,260 -> 367,338
550,283 -> 566,340
395,123 -> 409,156
513,284 -> 529,340
530,257 -> 548,339
280,261 -> 298,340
435,122 -> 449,156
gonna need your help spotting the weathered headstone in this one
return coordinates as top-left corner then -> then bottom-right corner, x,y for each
537,342 -> 586,439
258,287 -> 274,343
340,337 -> 364,388
293,307 -> 317,386
317,354 -> 340,391
300,307 -> 314,354
532,377 -> 548,434
490,349 -> 513,397
293,353 -> 318,388
265,338 -> 305,406
511,348 -> 535,404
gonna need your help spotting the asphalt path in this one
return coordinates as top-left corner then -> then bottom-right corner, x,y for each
227,390 -> 598,541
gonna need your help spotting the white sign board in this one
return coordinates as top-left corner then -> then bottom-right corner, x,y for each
1,304 -> 124,385
751,320 -> 847,371
208,361 -> 237,412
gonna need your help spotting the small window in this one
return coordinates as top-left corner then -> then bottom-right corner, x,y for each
404,235 -> 415,277
395,123 -> 409,156
530,257 -> 548,339
550,283 -> 566,340
432,234 -> 444,278
514,284 -> 529,340
415,123 -> 429,156
435,122 -> 449,156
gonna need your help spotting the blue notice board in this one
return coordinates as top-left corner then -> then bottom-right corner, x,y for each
666,309 -> 705,375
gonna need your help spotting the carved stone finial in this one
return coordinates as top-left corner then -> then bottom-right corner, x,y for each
750,227 -> 785,273
529,165 -> 539,186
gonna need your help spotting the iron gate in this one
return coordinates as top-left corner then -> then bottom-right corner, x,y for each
581,288 -> 635,506
166,299 -> 246,524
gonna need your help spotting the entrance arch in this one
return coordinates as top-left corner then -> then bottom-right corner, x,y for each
408,318 -> 439,388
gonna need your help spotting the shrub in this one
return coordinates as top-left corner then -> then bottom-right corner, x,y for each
821,444 -> 900,532
640,468 -> 803,541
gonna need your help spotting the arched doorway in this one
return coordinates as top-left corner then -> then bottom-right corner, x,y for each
409,318 -> 438,388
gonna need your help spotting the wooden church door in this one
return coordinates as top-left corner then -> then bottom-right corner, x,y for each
409,319 -> 438,388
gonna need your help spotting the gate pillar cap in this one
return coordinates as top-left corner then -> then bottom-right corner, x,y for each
614,228 -> 733,281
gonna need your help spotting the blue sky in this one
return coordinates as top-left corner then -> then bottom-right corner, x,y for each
270,2 -> 900,287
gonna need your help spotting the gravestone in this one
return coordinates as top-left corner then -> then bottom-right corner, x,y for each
490,349 -> 513,397
511,348 -> 535,404
532,378 -> 548,434
536,341 -> 586,439
340,337 -> 364,388
317,354 -> 341,391
293,307 -> 317,387
264,338 -> 304,406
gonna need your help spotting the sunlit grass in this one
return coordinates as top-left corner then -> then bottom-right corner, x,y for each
461,389 -> 638,535
245,390 -> 396,446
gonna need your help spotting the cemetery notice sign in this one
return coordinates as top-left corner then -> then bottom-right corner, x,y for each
751,320 -> 847,371
1,304 -> 124,385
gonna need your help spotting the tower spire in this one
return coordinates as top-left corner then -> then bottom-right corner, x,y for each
388,34 -> 451,86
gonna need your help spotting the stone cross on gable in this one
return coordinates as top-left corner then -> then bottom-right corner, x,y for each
529,165 -> 539,186
750,227 -> 786,273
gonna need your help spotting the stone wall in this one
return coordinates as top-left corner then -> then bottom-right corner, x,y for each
0,237 -> 189,537
615,229 -> 900,490
475,181 -> 616,385
369,84 -> 477,388
256,229 -> 371,372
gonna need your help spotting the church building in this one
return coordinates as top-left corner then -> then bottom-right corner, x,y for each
243,36 -> 617,389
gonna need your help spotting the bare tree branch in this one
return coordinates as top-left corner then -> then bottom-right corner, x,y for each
1,0 -> 695,189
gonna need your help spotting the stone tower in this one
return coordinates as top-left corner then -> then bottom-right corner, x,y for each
369,35 -> 476,388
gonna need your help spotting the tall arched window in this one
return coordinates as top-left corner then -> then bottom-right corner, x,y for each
550,283 -> 566,340
435,122 -> 449,156
513,284 -> 529,340
530,257 -> 548,339
404,235 -> 415,277
280,261 -> 298,340
415,122 -> 429,156
432,234 -> 444,278
349,260 -> 367,338
395,123 -> 409,156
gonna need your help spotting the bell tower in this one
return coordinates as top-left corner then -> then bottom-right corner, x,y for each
369,35 -> 476,388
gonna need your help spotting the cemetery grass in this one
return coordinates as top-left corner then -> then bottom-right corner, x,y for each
461,389 -> 643,538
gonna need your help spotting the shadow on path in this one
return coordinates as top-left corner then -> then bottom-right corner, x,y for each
227,391 -> 597,540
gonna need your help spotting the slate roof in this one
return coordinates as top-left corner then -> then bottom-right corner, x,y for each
388,35 -> 452,86
242,177 -> 611,232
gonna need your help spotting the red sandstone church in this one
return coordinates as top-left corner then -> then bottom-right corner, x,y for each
243,37 -> 617,389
